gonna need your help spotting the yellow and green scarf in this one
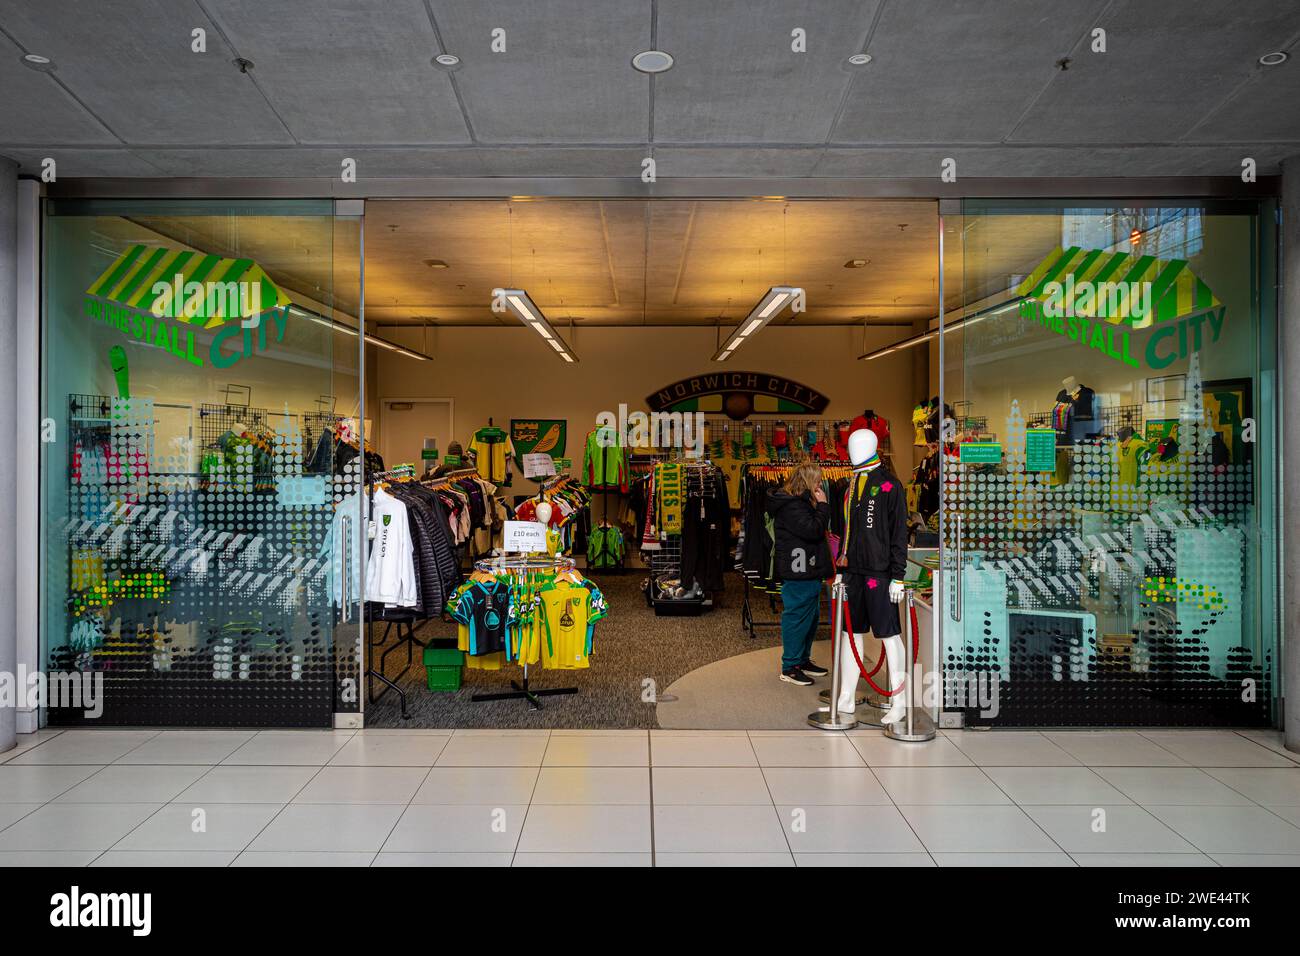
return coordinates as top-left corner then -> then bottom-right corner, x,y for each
656,462 -> 684,535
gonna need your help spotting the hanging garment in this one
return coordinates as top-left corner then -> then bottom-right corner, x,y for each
365,488 -> 418,608
469,426 -> 514,486
850,413 -> 891,449
582,426 -> 629,491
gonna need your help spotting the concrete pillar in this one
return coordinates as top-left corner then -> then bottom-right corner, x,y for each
1284,159 -> 1300,754
0,158 -> 17,754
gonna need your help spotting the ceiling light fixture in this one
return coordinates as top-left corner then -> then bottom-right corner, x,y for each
632,49 -> 674,74
289,305 -> 432,361
432,52 -> 462,70
1259,51 -> 1289,66
494,288 -> 579,363
844,258 -> 869,269
20,53 -> 56,71
711,286 -> 802,362
423,258 -> 450,269
857,300 -> 1021,361
847,52 -> 872,66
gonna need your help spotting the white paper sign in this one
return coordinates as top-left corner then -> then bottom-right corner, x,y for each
521,452 -> 557,479
502,519 -> 548,553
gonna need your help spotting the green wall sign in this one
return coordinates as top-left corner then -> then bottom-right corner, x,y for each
959,441 -> 1003,464
1025,428 -> 1057,472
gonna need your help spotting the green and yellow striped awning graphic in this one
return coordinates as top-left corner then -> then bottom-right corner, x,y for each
86,243 -> 291,328
1015,245 -> 1220,329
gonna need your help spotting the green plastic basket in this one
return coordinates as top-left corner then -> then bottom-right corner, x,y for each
423,647 -> 464,692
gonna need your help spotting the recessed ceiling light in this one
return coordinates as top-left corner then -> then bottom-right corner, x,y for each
20,53 -> 55,71
632,50 -> 674,74
844,258 -> 869,269
1259,51 -> 1288,66
423,258 -> 450,269
847,53 -> 872,66
432,53 -> 461,69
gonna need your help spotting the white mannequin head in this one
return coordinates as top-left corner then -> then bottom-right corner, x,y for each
847,428 -> 879,468
1061,375 -> 1077,393
534,501 -> 553,526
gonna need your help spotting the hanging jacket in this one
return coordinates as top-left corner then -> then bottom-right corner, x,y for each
839,468 -> 908,580
766,490 -> 833,582
583,426 -> 628,491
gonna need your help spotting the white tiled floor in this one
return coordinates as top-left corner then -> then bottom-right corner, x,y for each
0,727 -> 1297,866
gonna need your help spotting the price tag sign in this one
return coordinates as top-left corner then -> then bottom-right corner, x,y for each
522,452 -> 557,479
502,520 -> 548,554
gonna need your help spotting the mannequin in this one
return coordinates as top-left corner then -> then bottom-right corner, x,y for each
835,429 -> 910,723
533,501 -> 560,556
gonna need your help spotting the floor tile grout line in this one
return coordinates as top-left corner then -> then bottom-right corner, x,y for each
868,764 -> 938,866
509,735 -> 550,867
1230,729 -> 1300,766
645,732 -> 656,867
371,760 -> 440,866
748,733 -> 794,864
217,743 -> 350,866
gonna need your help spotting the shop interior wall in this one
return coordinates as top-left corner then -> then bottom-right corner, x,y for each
373,324 -> 924,474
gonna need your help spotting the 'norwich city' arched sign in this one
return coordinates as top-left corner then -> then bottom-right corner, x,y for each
647,371 -> 830,421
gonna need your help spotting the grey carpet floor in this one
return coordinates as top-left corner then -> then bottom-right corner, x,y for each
365,571 -> 842,729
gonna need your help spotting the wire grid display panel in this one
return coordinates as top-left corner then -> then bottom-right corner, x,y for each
942,369 -> 1269,727
55,395 -> 361,726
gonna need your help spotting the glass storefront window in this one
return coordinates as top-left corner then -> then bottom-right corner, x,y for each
40,200 -> 363,726
942,200 -> 1278,727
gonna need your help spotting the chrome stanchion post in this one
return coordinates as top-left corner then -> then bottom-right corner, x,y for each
808,578 -> 858,731
884,588 -> 936,742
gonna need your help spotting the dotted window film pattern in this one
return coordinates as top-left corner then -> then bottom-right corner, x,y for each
52,394 -> 362,727
942,356 -> 1271,727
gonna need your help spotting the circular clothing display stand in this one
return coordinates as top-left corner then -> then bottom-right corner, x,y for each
469,553 -> 581,711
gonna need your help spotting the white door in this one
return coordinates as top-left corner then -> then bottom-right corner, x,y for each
379,399 -> 454,471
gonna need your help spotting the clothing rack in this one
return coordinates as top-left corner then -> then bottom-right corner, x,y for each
363,463 -> 483,718
468,554 -> 581,710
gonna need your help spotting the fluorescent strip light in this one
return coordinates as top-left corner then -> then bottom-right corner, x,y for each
857,298 -> 1023,361
495,287 -> 580,363
711,286 -> 801,362
288,304 -> 432,361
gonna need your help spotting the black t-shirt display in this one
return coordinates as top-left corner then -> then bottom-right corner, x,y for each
1056,385 -> 1096,421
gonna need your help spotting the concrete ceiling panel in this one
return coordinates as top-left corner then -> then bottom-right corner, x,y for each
0,31 -> 119,144
426,0 -> 650,143
201,0 -> 471,144
1010,0 -> 1300,144
0,0 -> 293,144
832,0 -> 1109,144
653,0 -> 879,143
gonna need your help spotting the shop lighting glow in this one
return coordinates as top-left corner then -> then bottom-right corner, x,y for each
289,305 -> 432,361
494,288 -> 579,363
711,286 -> 802,362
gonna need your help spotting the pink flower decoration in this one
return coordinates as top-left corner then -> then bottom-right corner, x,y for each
867,578 -> 879,590
880,481 -> 894,492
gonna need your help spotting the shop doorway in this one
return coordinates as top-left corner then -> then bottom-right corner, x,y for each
357,197 -> 939,730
